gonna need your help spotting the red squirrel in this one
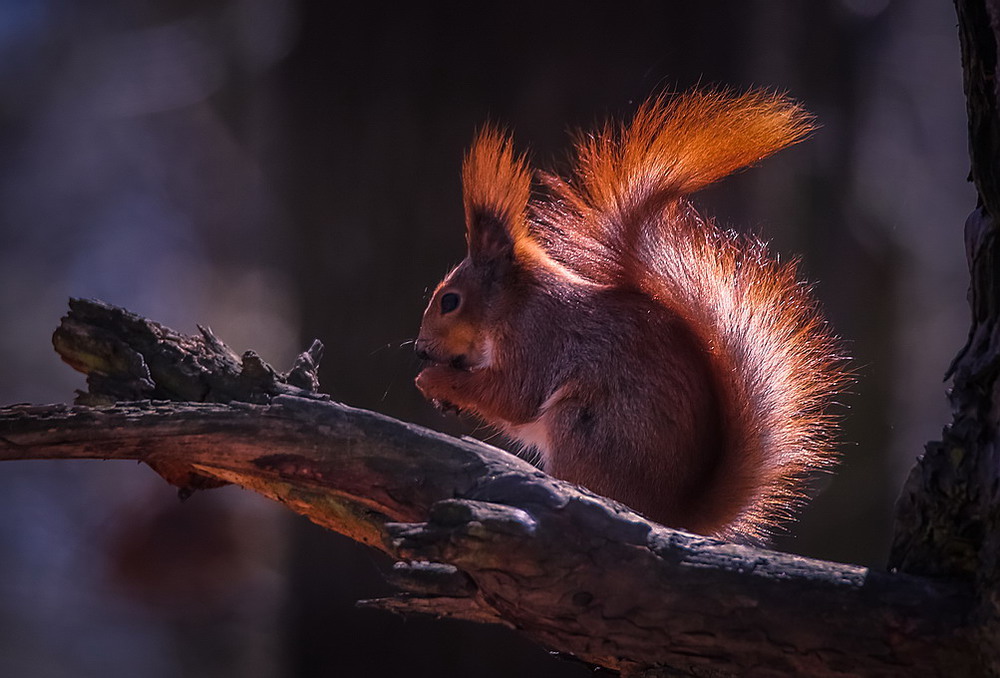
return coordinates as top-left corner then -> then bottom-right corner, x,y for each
414,89 -> 846,544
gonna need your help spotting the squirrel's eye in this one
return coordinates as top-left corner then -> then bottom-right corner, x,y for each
440,292 -> 461,314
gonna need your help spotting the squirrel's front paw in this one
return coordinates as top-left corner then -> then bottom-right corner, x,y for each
416,367 -> 459,411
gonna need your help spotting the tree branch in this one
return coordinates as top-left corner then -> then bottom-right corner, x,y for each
0,300 -> 983,677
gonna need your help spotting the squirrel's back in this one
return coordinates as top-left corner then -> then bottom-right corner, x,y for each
417,90 -> 847,544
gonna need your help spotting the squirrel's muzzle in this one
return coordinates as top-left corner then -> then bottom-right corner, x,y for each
414,340 -> 432,362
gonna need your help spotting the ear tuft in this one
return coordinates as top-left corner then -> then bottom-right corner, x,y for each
463,127 -> 532,263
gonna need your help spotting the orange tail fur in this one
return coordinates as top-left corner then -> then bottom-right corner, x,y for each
532,90 -> 845,542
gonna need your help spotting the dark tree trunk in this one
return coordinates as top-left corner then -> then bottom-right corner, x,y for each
889,0 -> 1000,671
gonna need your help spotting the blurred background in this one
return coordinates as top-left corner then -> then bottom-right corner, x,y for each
0,0 -> 974,676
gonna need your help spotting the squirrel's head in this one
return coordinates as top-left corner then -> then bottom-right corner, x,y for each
416,127 -> 536,373
416,259 -> 499,371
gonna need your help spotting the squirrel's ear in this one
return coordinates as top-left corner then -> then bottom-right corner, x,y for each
463,127 -> 532,265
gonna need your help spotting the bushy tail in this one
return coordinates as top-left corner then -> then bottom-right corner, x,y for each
534,89 -> 846,543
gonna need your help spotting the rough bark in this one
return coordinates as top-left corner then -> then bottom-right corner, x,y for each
0,300 -> 983,676
889,0 -> 1000,672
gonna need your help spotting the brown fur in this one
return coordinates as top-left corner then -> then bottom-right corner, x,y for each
415,89 -> 847,544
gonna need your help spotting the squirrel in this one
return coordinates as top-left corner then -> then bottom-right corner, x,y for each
414,89 -> 847,544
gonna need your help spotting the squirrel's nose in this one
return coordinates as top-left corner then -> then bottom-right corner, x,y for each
414,339 -> 431,361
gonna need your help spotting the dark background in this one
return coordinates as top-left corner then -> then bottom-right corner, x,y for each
0,1 -> 973,676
